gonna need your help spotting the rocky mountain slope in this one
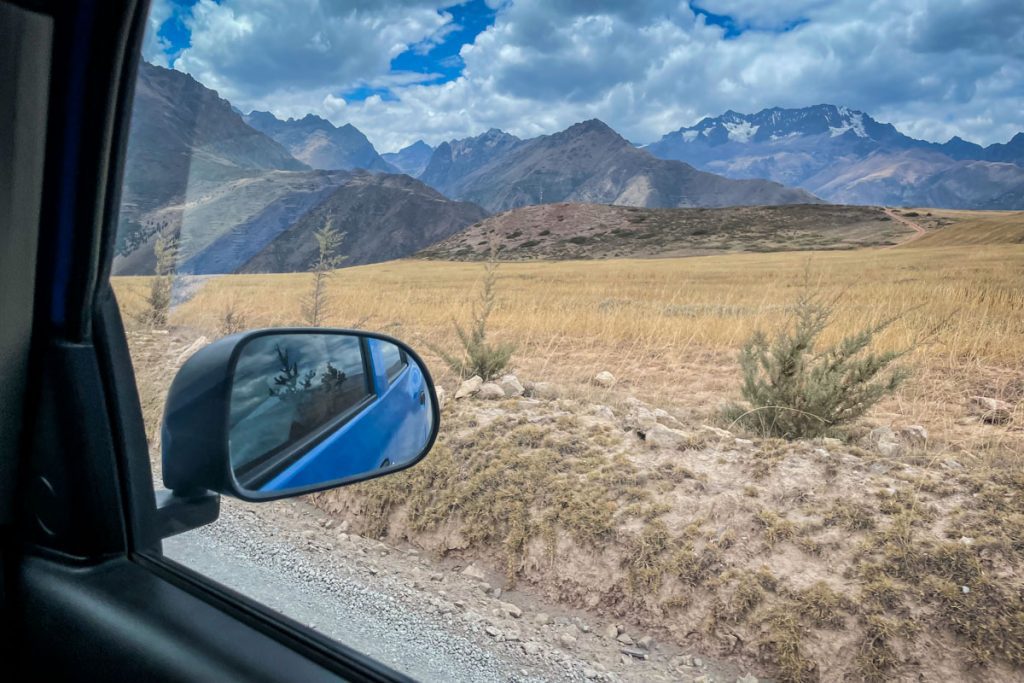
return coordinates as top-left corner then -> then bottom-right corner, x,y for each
240,171 -> 488,273
117,61 -> 308,260
381,140 -> 434,177
115,63 -> 484,276
419,202 -> 906,261
244,111 -> 396,173
420,120 -> 820,213
645,104 -> 1024,209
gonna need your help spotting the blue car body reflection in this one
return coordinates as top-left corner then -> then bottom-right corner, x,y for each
253,338 -> 431,492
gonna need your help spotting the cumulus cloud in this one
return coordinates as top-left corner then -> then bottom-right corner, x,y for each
166,0 -> 1024,150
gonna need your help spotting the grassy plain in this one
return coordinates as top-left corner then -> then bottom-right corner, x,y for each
115,208 -> 1024,681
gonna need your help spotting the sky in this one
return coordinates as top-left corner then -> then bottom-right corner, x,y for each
143,0 -> 1024,152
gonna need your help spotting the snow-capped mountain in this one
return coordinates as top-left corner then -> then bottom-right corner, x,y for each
646,105 -> 1024,209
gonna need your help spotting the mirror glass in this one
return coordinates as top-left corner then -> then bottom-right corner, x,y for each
227,332 -> 434,495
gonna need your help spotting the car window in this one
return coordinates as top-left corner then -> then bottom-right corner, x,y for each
377,341 -> 405,383
112,2 -> 1024,683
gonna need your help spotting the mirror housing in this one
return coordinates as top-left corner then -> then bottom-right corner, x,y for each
161,328 -> 439,502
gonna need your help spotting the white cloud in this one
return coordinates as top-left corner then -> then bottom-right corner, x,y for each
166,0 -> 1024,150
141,0 -> 174,65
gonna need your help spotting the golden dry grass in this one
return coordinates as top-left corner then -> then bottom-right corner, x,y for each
114,239 -> 1024,464
908,209 -> 1024,248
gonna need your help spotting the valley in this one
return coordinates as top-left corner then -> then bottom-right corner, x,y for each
116,218 -> 1024,682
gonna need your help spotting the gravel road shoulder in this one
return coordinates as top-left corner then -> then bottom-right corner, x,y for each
164,498 -> 756,683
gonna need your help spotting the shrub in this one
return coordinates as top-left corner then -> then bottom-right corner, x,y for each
428,252 -> 515,380
139,233 -> 178,328
302,221 -> 345,326
725,288 -> 910,439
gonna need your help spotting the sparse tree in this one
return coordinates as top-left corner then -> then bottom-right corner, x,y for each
429,247 -> 515,380
724,283 -> 913,439
144,233 -> 178,328
302,220 -> 346,326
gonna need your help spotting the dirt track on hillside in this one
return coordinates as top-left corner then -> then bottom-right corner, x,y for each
884,208 -> 927,246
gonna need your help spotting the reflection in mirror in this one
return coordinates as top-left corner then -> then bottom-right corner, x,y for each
228,333 -> 434,495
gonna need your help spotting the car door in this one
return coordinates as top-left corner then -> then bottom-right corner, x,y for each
0,1 -> 414,680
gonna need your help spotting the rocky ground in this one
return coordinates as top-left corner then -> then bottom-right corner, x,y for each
166,496 -> 757,682
132,329 -> 1023,682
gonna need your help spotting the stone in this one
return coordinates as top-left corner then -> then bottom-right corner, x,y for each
583,669 -> 599,680
868,426 -> 903,458
616,632 -> 635,646
534,612 -> 552,626
593,371 -> 616,388
619,647 -> 647,660
734,438 -> 754,447
644,423 -> 693,450
737,676 -> 759,683
531,381 -> 560,400
478,382 -> 506,400
484,625 -> 501,638
603,624 -> 619,640
521,642 -> 542,656
435,386 -> 447,410
970,396 -> 1013,425
558,633 -> 577,649
693,657 -> 703,667
504,630 -> 521,642
499,601 -> 523,619
590,405 -> 616,421
461,563 -> 487,581
498,374 -> 525,397
700,424 -> 734,439
653,408 -> 683,428
637,635 -> 654,650
455,376 -> 483,399
898,424 -> 928,447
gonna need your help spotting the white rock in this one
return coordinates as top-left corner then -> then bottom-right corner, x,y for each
484,625 -> 501,638
644,423 -> 693,450
700,424 -> 734,439
455,376 -> 483,399
616,632 -> 635,645
478,382 -> 506,400
593,371 -> 616,388
558,633 -> 577,649
590,405 -> 616,421
498,374 -> 525,397
602,624 -> 619,640
534,612 -> 552,626
737,675 -> 759,683
461,563 -> 487,581
638,635 -> 654,650
898,424 -> 928,447
499,601 -> 523,619
435,386 -> 447,410
521,641 -> 542,656
583,669 -> 599,680
531,381 -> 560,400
969,396 -> 1013,425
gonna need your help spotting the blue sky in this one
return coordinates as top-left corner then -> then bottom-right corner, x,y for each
144,0 -> 1024,151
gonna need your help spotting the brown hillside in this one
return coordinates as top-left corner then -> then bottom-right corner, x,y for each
419,202 -> 906,261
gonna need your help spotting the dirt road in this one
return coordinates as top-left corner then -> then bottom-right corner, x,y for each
884,207 -> 927,246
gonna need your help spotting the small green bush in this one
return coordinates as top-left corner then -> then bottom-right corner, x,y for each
428,253 -> 515,380
725,288 -> 910,439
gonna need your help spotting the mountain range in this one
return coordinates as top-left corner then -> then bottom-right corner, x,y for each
116,62 -> 1024,276
114,63 -> 485,275
243,111 -> 397,173
417,120 -> 817,212
643,105 -> 1024,209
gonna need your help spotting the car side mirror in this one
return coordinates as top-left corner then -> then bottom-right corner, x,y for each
160,328 -> 439,502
